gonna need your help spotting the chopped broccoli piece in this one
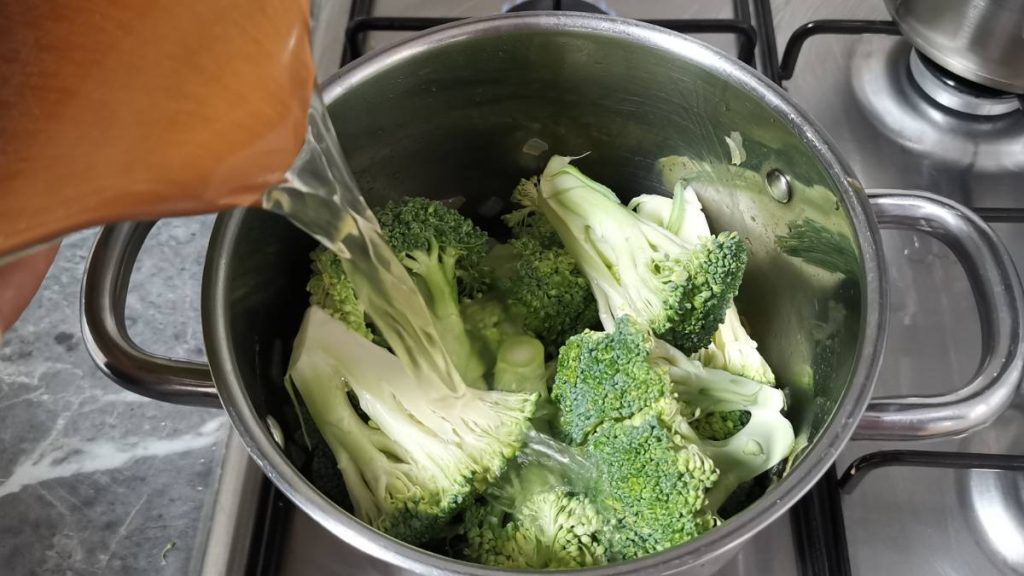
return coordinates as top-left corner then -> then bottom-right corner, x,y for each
649,339 -> 795,509
503,210 -> 563,249
552,318 -> 672,445
587,399 -> 719,560
512,156 -> 747,354
488,213 -> 599,353
553,317 -> 793,513
458,454 -> 608,569
376,197 -> 492,389
630,183 -> 775,387
285,306 -> 538,543
306,246 -> 372,339
695,306 -> 776,387
690,409 -> 752,441
493,335 -> 546,396
631,182 -> 775,439
459,295 -> 523,370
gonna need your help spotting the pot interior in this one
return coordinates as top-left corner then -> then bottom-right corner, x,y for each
209,13 -> 868,570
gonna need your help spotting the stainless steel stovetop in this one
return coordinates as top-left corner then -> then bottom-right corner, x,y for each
194,1 -> 1024,574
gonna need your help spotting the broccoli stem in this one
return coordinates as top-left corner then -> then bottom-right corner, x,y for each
408,248 -> 488,390
536,161 -> 677,332
494,336 -> 547,396
494,335 -> 554,433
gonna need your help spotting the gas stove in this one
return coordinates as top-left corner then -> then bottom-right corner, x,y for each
195,2 -> 1024,574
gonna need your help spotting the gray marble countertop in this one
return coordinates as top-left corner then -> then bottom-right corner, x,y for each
0,217 -> 226,575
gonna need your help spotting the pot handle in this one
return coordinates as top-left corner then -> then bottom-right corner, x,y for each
854,190 -> 1024,440
81,221 -> 221,408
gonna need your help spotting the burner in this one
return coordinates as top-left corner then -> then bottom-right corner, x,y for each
502,0 -> 611,14
848,39 -> 1024,204
961,397 -> 1024,573
908,49 -> 1020,117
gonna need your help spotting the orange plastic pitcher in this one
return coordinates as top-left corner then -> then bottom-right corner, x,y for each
0,0 -> 316,257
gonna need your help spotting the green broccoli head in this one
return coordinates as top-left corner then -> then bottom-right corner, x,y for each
694,305 -> 776,387
376,197 -> 493,389
552,317 -> 672,445
517,156 -> 748,355
651,231 -> 748,355
285,306 -> 538,543
503,209 -> 563,250
306,246 -> 372,339
587,399 -> 719,560
690,410 -> 752,441
459,460 -> 608,569
459,295 -> 521,369
487,234 -> 599,354
649,339 -> 795,510
630,182 -> 776,432
377,197 -> 490,297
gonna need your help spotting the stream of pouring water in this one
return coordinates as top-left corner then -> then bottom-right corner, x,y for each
263,94 -> 464,391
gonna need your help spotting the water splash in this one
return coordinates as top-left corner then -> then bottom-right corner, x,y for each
262,94 -> 464,391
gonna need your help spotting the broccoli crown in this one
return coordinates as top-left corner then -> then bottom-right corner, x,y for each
552,317 -> 672,445
587,399 -> 719,560
460,489 -> 607,569
491,234 -> 600,353
376,197 -> 490,296
376,197 -> 493,389
516,156 -> 748,355
457,450 -> 608,569
652,232 -> 748,354
630,184 -> 775,433
504,209 -> 563,250
459,296 -> 518,368
306,246 -> 372,339
286,307 -> 538,542
690,410 -> 752,441
649,339 -> 795,510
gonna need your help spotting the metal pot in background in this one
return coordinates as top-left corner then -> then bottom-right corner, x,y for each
885,0 -> 1024,93
80,13 -> 1024,576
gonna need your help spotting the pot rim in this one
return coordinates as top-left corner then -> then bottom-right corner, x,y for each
204,11 -> 887,575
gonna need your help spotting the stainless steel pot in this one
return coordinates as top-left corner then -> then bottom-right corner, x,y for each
884,0 -> 1024,93
80,13 -> 1024,575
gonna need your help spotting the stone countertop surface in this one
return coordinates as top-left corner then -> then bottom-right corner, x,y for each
0,217 -> 226,575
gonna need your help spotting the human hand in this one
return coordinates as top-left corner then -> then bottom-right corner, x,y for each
0,243 -> 60,338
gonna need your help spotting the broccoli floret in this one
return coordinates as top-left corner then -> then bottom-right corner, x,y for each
487,215 -> 599,353
285,306 -> 538,544
649,339 -> 795,509
504,210 -> 562,249
690,409 -> 752,441
553,317 -> 793,512
376,197 -> 492,389
587,399 -> 719,560
306,246 -> 372,339
513,155 -> 747,354
695,306 -> 776,386
630,183 -> 775,387
458,456 -> 608,569
552,318 -> 672,445
631,183 -> 775,439
459,295 -> 523,370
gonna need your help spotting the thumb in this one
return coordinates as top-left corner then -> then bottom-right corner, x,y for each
0,242 -> 61,338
